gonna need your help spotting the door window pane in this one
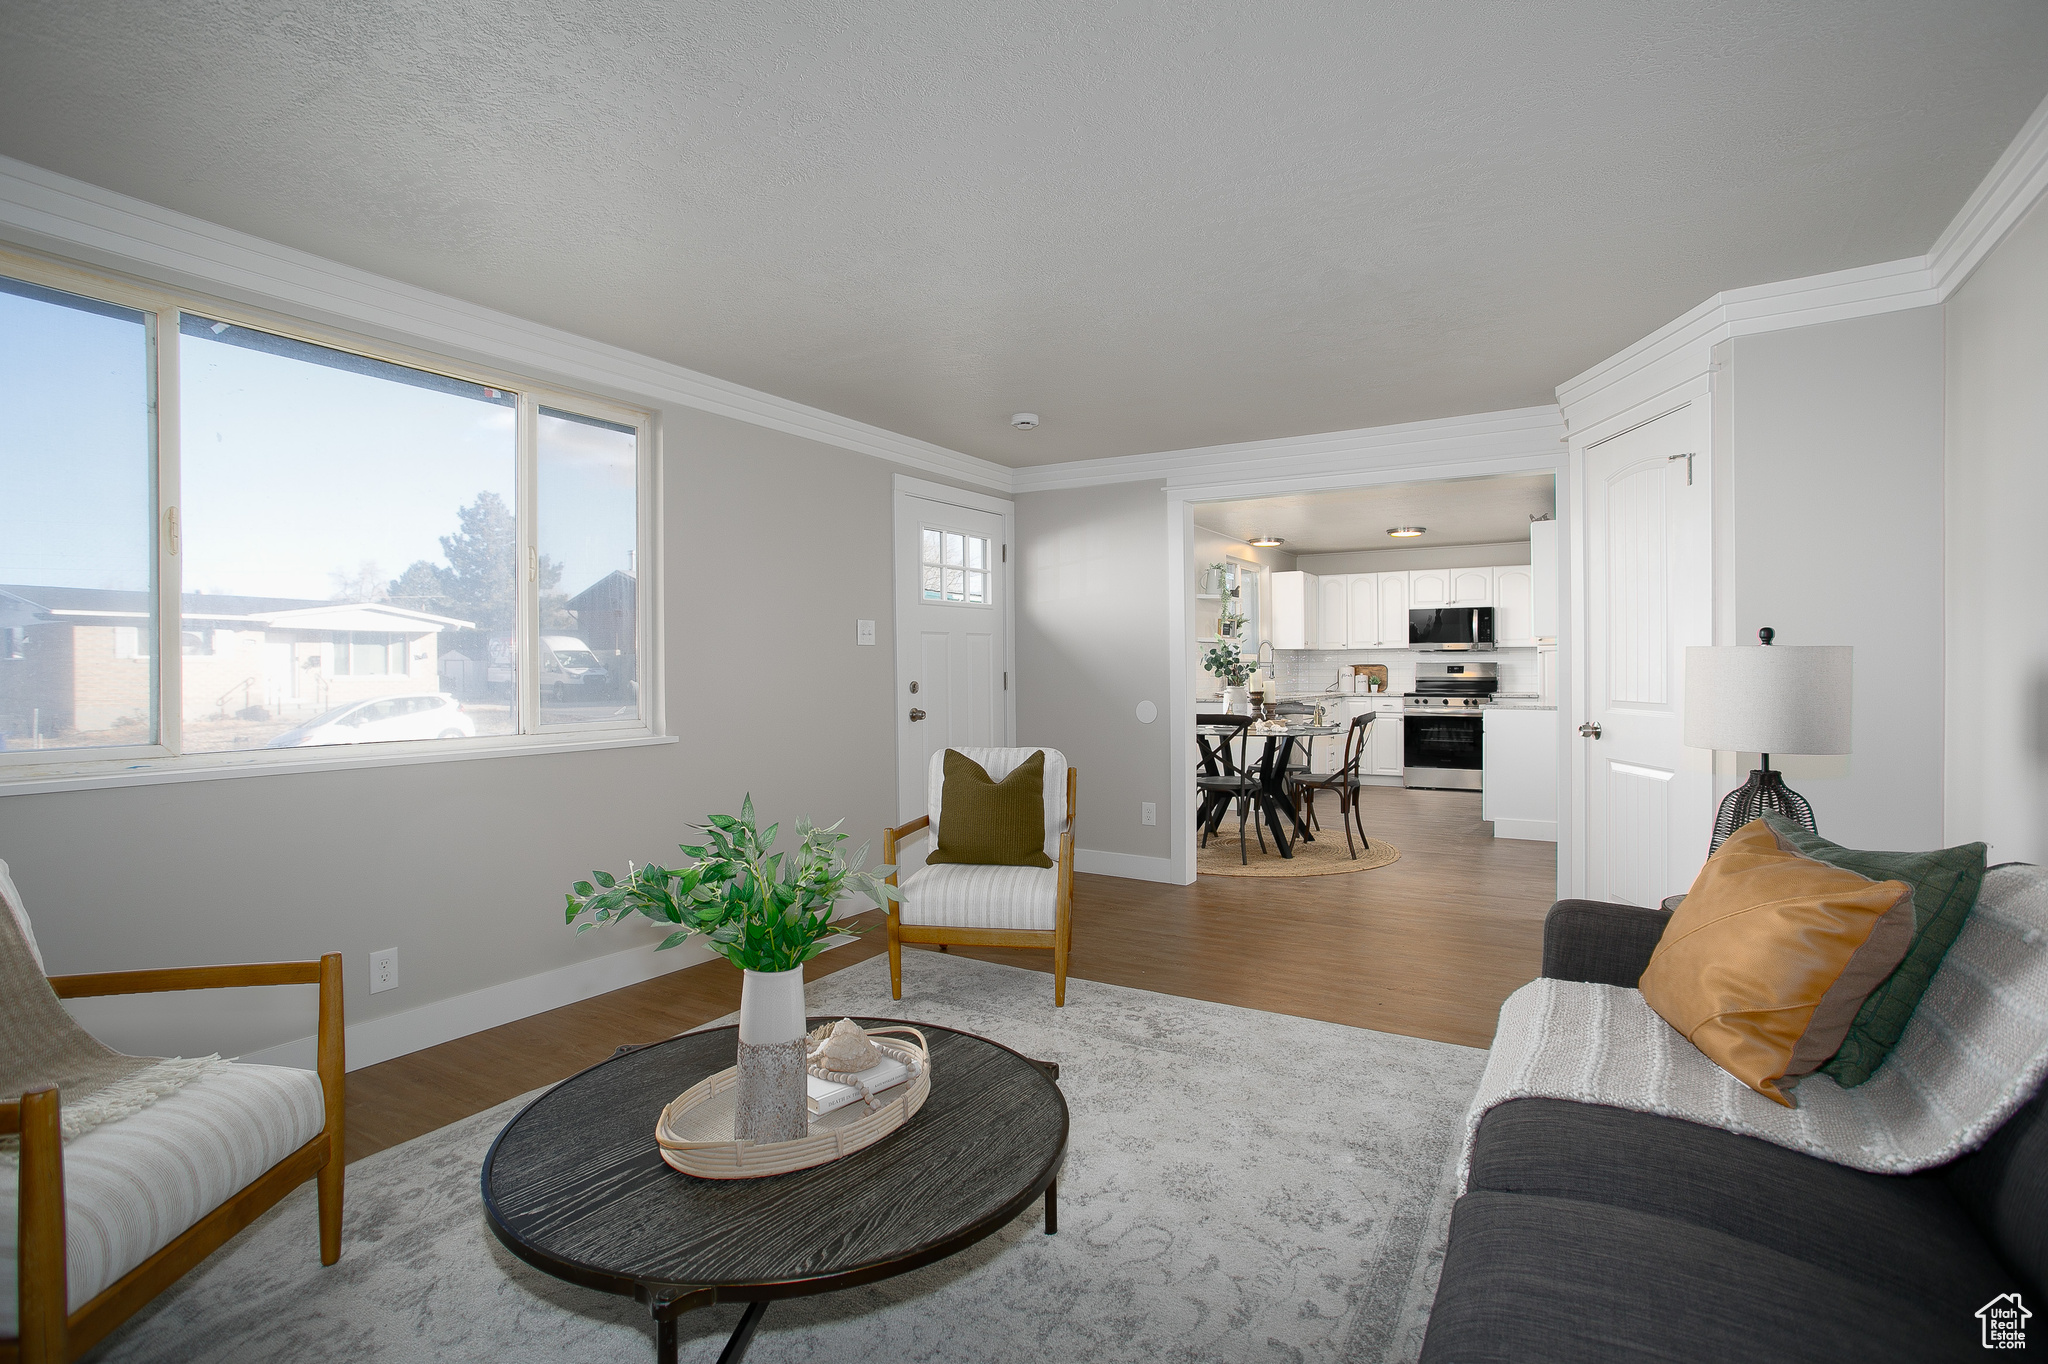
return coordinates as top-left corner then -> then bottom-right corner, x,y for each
0,275 -> 156,751
537,407 -> 638,725
920,526 -> 992,605
180,315 -> 517,751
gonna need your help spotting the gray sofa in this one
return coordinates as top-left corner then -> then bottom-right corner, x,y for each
1420,898 -> 2046,1364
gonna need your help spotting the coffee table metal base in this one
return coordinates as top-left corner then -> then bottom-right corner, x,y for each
642,1181 -> 1056,1364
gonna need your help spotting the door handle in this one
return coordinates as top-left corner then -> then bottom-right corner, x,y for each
909,708 -> 927,722
1578,721 -> 1602,739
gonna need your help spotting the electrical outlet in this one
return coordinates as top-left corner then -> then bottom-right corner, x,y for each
856,619 -> 877,646
368,948 -> 398,995
1141,802 -> 1157,826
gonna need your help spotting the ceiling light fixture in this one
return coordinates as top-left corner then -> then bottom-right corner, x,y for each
1248,535 -> 1284,547
1010,412 -> 1039,430
1388,526 -> 1426,538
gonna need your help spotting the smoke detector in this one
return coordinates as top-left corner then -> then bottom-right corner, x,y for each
1010,412 -> 1039,430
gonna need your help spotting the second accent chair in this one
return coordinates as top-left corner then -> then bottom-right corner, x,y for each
883,746 -> 1077,1005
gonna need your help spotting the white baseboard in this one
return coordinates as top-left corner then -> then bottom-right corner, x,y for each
1073,848 -> 1179,883
235,927 -> 855,1073
1491,819 -> 1558,843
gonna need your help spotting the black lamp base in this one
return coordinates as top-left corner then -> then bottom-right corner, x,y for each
1709,767 -> 1816,855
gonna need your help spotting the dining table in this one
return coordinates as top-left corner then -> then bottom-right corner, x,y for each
1195,721 -> 1342,858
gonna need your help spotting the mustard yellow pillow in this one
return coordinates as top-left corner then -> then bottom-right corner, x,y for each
1638,819 -> 1914,1106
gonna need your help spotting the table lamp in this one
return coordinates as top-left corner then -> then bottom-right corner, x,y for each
1683,628 -> 1852,854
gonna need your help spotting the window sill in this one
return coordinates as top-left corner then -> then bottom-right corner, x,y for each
0,731 -> 679,798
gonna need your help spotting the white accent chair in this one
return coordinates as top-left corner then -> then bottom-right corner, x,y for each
883,747 -> 1077,1005
2,865 -> 343,1364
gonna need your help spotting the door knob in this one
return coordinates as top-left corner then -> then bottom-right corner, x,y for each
909,708 -> 927,722
1578,721 -> 1602,739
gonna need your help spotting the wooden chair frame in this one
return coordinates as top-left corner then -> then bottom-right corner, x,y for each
3,954 -> 345,1364
883,764 -> 1077,1006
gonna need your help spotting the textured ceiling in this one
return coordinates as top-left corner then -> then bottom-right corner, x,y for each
1194,474 -> 1557,554
3,4 -> 2046,466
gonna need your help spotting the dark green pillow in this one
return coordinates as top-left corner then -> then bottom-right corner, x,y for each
1761,815 -> 1987,1086
928,750 -> 1053,868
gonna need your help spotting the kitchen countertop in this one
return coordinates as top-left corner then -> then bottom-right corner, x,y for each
1486,700 -> 1556,711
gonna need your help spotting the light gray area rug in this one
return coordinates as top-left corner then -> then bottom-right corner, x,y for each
91,952 -> 1486,1363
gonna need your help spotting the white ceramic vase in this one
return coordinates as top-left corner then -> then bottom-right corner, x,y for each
1222,685 -> 1250,714
734,966 -> 809,1144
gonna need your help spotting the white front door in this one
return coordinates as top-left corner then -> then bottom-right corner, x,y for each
894,486 -> 1013,825
1581,401 -> 1713,905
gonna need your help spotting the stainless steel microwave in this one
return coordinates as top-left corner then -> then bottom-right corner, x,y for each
1409,607 -> 1495,651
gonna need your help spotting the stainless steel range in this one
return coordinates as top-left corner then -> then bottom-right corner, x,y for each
1403,661 -> 1496,790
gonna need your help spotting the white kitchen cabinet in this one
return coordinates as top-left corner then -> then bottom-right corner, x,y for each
1345,573 -> 1380,646
1270,571 -> 1317,650
1408,568 -> 1450,608
1530,519 -> 1559,641
1369,699 -> 1404,776
1492,565 -> 1536,647
1315,574 -> 1350,649
1449,567 -> 1492,606
1482,707 -> 1558,841
1377,571 -> 1411,647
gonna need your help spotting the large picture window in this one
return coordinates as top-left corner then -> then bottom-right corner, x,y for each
0,256 -> 654,778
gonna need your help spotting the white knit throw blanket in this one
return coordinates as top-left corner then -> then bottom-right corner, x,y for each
1458,863 -> 2048,1193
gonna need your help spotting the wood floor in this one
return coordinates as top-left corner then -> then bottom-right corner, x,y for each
342,786 -> 1555,1164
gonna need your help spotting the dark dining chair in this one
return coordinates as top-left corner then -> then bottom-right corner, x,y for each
1195,713 -> 1265,864
1289,711 -> 1375,858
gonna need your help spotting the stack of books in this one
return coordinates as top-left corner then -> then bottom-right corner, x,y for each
806,1053 -> 913,1116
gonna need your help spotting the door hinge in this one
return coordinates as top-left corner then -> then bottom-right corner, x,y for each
1668,453 -> 1695,486
1002,543 -> 1007,563
1004,671 -> 1008,691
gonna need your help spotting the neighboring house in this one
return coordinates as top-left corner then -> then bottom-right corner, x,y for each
0,584 -> 474,741
565,570 -> 636,674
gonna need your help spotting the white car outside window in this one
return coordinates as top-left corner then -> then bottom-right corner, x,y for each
266,694 -> 477,748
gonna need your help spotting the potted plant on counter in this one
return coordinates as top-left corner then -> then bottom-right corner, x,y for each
1203,641 -> 1256,714
564,797 -> 900,1144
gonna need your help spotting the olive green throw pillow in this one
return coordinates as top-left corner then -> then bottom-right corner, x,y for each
1761,815 -> 1988,1087
929,749 -> 1053,868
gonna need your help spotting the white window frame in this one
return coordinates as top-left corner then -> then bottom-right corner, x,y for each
0,246 -> 666,793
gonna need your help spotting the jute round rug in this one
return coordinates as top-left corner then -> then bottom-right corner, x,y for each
1196,818 -> 1401,877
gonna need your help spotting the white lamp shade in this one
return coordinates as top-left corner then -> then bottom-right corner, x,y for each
1683,644 -> 1852,755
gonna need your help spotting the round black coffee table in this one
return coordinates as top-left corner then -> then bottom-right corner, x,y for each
482,1018 -> 1068,1363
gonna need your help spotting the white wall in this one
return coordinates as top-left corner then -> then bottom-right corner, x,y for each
1715,306 -> 1947,851
1015,481 -> 1173,868
1946,195 -> 2048,864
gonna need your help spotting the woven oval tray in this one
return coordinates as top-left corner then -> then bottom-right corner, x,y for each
654,1026 -> 931,1180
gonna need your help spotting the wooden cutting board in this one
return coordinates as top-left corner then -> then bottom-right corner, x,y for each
1354,664 -> 1389,692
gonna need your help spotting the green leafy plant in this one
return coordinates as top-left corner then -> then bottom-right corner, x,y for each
1202,641 -> 1254,687
564,795 -> 901,972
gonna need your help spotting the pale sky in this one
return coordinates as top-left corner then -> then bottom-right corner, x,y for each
1,282 -> 637,604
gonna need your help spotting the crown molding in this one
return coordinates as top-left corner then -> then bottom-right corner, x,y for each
0,155 -> 1014,493
1929,87 -> 2048,298
1012,405 -> 1566,495
1560,87 -> 2048,438
1554,256 -> 1936,436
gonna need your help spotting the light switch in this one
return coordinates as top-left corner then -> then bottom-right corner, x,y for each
856,619 -> 877,646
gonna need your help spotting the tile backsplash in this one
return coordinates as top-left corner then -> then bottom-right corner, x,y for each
1274,648 -> 1546,698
